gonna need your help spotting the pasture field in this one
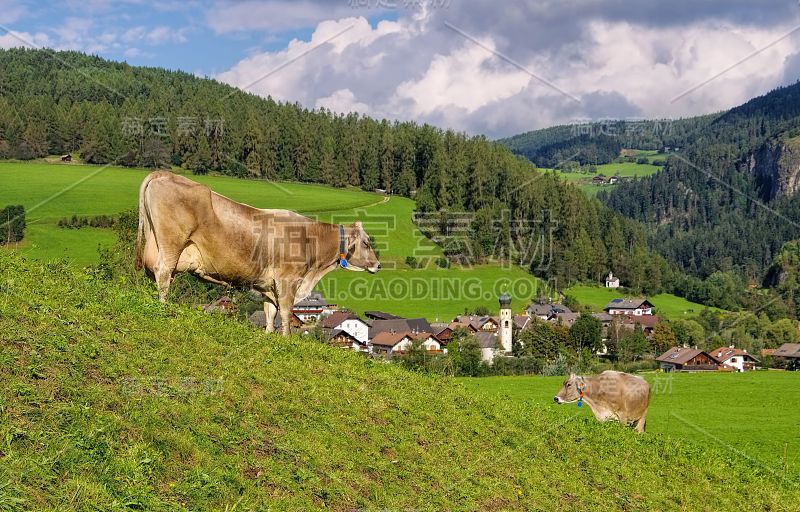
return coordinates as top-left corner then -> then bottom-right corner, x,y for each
0,160 -> 716,320
317,264 -> 546,321
0,253 -> 796,510
565,284 -> 722,320
541,158 -> 661,196
459,372 -> 800,479
0,161 -> 542,318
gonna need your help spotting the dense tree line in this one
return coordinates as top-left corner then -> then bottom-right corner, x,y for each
521,134 -> 622,168
499,116 -> 717,162
0,48 -> 677,290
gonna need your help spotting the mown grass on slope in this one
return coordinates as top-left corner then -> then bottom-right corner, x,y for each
566,284 -> 723,320
0,254 -> 797,511
0,160 -> 443,265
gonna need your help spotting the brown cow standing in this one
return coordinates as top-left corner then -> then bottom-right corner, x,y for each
135,171 -> 380,334
554,371 -> 651,432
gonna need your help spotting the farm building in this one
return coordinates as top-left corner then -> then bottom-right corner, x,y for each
513,315 -> 530,330
368,317 -> 433,340
526,301 -> 572,320
549,312 -> 581,328
430,323 -> 454,346
60,154 -> 72,162
773,343 -> 800,370
321,311 -> 369,344
370,331 -> 440,358
604,298 -> 653,316
453,315 -> 499,332
326,329 -> 366,351
292,292 -> 337,323
710,345 -> 759,372
656,347 -> 718,372
624,314 -> 659,338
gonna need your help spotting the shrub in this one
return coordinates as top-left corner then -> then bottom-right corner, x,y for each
0,204 -> 25,244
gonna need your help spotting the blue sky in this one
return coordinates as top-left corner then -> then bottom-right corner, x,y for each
2,1 -> 800,137
0,1 -> 387,75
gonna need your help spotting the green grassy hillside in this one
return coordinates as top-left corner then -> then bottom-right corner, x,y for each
0,161 -> 550,319
0,254 -> 797,510
544,159 -> 661,197
566,284 -> 723,319
0,161 -> 413,265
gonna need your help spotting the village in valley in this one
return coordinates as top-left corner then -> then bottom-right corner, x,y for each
202,270 -> 799,373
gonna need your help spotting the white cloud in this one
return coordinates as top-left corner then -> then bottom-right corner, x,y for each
0,30 -> 50,50
316,88 -> 370,115
215,4 -> 800,139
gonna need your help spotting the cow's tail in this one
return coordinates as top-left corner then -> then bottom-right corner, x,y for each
135,173 -> 156,270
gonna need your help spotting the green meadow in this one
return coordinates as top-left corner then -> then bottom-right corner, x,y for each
0,161 -> 543,319
543,153 -> 662,196
1,160 -> 720,320
460,371 -> 800,479
565,284 -> 722,320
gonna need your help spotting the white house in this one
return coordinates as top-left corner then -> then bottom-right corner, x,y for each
475,332 -> 501,363
604,298 -> 653,316
321,311 -> 369,344
292,292 -> 337,323
710,345 -> 760,372
605,271 -> 620,288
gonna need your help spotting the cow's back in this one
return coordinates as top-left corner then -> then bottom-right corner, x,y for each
596,370 -> 650,419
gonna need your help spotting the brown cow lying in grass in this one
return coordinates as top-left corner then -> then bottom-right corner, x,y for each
554,371 -> 651,432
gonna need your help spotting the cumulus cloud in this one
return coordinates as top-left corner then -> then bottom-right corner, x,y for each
214,1 -> 800,137
0,30 -> 50,50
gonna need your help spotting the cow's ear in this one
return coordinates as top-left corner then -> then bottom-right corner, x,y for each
569,372 -> 576,379
353,220 -> 363,229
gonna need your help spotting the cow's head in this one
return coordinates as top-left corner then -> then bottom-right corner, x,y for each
554,373 -> 585,404
343,220 -> 381,273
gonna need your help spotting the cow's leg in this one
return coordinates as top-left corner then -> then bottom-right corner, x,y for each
276,279 -> 300,336
634,415 -> 647,433
154,247 -> 182,303
263,300 -> 278,333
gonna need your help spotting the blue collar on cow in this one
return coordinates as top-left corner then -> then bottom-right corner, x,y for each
338,225 -> 350,268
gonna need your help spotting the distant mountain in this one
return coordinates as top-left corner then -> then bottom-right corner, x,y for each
499,116 -> 716,166
601,81 -> 800,280
500,82 -> 800,284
